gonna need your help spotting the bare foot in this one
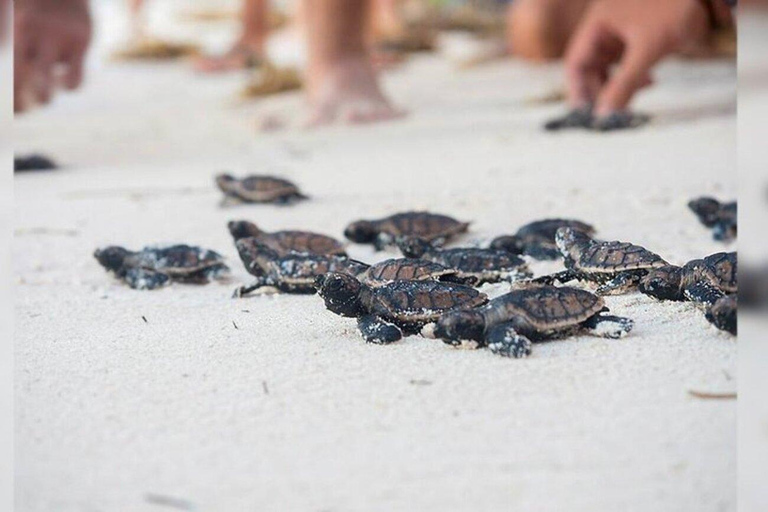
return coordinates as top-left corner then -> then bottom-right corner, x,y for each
306,58 -> 404,127
192,40 -> 263,73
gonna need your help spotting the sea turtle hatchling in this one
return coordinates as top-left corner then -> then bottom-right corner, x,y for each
534,227 -> 668,295
233,238 -> 368,296
688,197 -> 737,242
344,211 -> 470,251
94,244 -> 229,289
215,173 -> 308,205
490,218 -> 595,260
434,285 -> 634,358
228,220 -> 347,256
638,252 -> 737,305
705,295 -> 737,335
359,258 -> 475,287
315,272 -> 488,344
544,106 -> 650,132
398,238 -> 531,285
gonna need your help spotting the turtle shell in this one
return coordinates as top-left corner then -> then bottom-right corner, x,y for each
361,258 -> 456,286
224,175 -> 305,203
374,211 -> 469,241
132,245 -> 226,276
574,241 -> 667,273
264,231 -> 346,256
372,280 -> 487,322
702,252 -> 737,293
516,218 -> 595,241
428,248 -> 527,274
488,286 -> 605,331
270,254 -> 368,285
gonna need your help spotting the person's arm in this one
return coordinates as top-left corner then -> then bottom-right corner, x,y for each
14,0 -> 92,112
564,0 -> 732,117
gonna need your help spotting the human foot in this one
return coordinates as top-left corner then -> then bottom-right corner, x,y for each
192,40 -> 264,73
306,58 -> 404,127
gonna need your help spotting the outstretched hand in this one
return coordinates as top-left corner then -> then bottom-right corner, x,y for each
564,0 -> 712,116
14,0 -> 92,112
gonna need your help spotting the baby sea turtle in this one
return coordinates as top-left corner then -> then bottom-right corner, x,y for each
215,173 -> 308,205
434,285 -> 633,358
535,227 -> 668,295
94,244 -> 229,289
344,211 -> 470,251
14,154 -> 58,172
315,272 -> 488,344
359,258 -> 474,287
705,295 -> 737,335
490,218 -> 595,260
688,197 -> 737,242
544,106 -> 650,132
228,220 -> 346,256
398,238 -> 531,285
234,238 -> 367,296
638,252 -> 737,305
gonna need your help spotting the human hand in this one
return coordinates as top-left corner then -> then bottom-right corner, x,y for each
14,0 -> 92,112
564,0 -> 711,117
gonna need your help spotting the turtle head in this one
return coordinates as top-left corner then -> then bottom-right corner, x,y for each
434,310 -> 486,345
235,238 -> 276,275
228,220 -> 261,240
489,235 -> 524,255
314,272 -> 367,317
94,246 -> 131,272
555,227 -> 591,259
638,265 -> 685,301
215,173 -> 237,192
688,197 -> 722,227
397,236 -> 431,258
344,220 -> 377,244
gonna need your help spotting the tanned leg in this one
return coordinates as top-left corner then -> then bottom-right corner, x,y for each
506,0 -> 592,61
304,0 -> 403,126
194,0 -> 268,73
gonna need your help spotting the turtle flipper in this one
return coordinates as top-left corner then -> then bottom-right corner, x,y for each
595,273 -> 641,296
583,314 -> 634,339
532,270 -> 576,286
713,221 -> 736,242
357,315 -> 403,344
684,281 -> 725,306
233,276 -> 272,298
373,233 -> 395,252
485,323 -> 532,358
705,296 -> 737,335
123,268 -> 171,290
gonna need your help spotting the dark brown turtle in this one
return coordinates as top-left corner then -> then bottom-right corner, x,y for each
359,258 -> 475,287
705,295 -> 737,335
534,227 -> 668,295
315,272 -> 487,344
639,252 -> 736,305
215,173 -> 308,205
398,238 -> 531,284
490,218 -> 595,260
233,238 -> 367,296
228,220 -> 346,256
344,211 -> 470,251
94,244 -> 229,289
688,197 -> 737,242
15,154 -> 58,172
434,285 -> 633,358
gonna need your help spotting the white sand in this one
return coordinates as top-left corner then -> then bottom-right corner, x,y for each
15,2 -> 737,511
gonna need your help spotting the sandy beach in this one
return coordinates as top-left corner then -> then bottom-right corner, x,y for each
14,2 -> 737,511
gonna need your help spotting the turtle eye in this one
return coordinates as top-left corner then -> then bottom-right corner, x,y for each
327,277 -> 344,292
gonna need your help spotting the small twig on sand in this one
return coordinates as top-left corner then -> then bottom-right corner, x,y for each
142,315 -> 148,324
409,379 -> 433,386
262,381 -> 269,395
144,493 -> 195,510
15,227 -> 79,237
232,320 -> 239,330
63,187 -> 211,201
688,390 -> 737,400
